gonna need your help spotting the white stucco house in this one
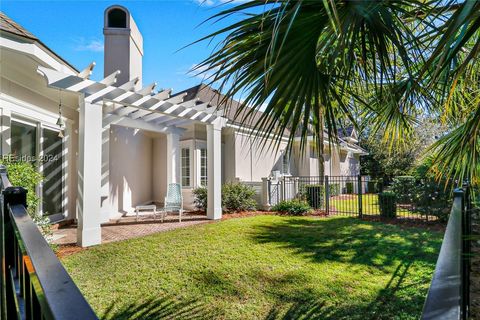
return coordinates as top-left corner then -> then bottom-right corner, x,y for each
0,6 -> 365,246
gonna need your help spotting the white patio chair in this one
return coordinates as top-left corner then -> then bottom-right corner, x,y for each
162,183 -> 184,222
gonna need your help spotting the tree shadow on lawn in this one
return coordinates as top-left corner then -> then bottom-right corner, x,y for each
264,259 -> 430,319
98,261 -> 428,320
252,217 -> 441,269
101,295 -> 218,320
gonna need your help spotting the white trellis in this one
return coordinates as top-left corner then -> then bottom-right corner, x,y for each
38,63 -> 226,247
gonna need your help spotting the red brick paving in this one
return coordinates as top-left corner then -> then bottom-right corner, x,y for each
52,213 -> 210,246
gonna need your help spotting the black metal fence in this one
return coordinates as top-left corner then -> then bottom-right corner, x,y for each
421,185 -> 472,320
268,175 -> 450,222
0,165 -> 98,319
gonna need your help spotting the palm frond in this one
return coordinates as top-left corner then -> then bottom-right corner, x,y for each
195,0 -> 429,158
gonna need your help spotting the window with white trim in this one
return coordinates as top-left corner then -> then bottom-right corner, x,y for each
181,148 -> 190,187
200,148 -> 207,186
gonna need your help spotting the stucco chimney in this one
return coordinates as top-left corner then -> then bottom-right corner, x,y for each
103,5 -> 143,89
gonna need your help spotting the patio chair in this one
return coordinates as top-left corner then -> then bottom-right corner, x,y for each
162,183 -> 184,223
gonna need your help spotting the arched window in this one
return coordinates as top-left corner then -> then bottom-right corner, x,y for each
107,8 -> 127,28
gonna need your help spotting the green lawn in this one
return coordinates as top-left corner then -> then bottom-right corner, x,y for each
330,194 -> 426,218
330,194 -> 381,214
62,216 -> 442,320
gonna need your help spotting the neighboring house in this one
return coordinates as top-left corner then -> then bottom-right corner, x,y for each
0,6 -> 365,246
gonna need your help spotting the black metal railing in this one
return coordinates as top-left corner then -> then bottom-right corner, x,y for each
0,165 -> 98,319
267,175 -> 448,221
421,186 -> 471,320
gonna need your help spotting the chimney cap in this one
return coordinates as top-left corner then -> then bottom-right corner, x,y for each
105,5 -> 130,29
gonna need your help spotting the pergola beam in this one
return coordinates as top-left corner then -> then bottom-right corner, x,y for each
37,65 -> 226,126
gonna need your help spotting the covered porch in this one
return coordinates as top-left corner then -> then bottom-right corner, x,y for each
38,64 -> 227,247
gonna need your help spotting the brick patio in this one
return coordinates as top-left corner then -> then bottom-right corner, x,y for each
52,213 -> 210,245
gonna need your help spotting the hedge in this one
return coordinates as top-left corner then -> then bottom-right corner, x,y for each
379,192 -> 397,218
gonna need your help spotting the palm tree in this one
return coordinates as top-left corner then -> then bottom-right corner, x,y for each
194,0 -> 480,185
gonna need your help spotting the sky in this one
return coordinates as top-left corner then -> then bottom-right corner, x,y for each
1,0 -> 243,92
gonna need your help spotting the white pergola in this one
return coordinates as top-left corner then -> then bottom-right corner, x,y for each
37,63 -> 226,247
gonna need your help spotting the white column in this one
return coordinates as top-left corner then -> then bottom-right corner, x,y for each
99,123 -> 111,223
207,124 -> 222,219
77,96 -> 102,247
166,131 -> 180,184
1,108 -> 11,155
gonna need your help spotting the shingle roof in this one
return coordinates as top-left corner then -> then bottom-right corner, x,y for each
175,84 -> 284,132
337,126 -> 354,139
0,11 -> 78,72
0,11 -> 38,40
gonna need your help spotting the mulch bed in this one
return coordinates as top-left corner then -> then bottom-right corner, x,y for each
360,215 -> 445,232
221,210 -> 330,220
55,244 -> 86,259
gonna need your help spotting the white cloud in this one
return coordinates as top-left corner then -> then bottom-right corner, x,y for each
189,63 -> 220,81
73,38 -> 104,52
193,0 -> 215,6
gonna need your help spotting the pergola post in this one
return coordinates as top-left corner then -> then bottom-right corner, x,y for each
166,131 -> 180,184
99,123 -> 111,223
77,96 -> 102,247
207,122 -> 223,220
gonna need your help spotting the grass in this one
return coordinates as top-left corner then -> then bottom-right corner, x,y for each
330,194 -> 426,218
330,194 -> 381,214
62,215 -> 442,320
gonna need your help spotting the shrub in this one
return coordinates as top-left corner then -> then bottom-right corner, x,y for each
222,182 -> 257,212
0,160 -> 52,241
412,179 -> 451,222
391,176 -> 416,203
193,183 -> 257,212
379,192 -> 397,218
192,187 -> 208,211
271,199 -> 311,215
346,182 -> 354,194
367,180 -> 382,193
329,183 -> 340,196
305,184 -> 324,209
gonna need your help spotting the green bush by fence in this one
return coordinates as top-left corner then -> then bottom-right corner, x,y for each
346,182 -> 354,194
329,183 -> 340,196
379,192 -> 397,218
0,159 -> 54,242
367,180 -> 382,193
305,184 -> 324,209
193,182 -> 257,212
392,176 -> 416,203
271,199 -> 311,215
222,182 -> 257,212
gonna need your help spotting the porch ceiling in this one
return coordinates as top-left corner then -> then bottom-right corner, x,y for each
37,63 -> 226,129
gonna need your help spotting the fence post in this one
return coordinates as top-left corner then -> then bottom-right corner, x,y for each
462,183 -> 471,319
262,178 -> 271,210
358,175 -> 363,219
281,177 -> 285,202
0,167 -> 5,320
294,178 -> 299,199
325,175 -> 329,215
2,183 -> 27,319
